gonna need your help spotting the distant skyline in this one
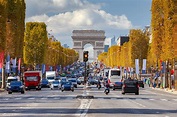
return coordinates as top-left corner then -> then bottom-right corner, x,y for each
25,0 -> 152,47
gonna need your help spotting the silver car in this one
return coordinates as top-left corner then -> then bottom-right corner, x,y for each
50,80 -> 61,90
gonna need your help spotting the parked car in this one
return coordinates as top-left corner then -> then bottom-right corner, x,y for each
7,81 -> 25,94
122,79 -> 139,95
138,80 -> 144,88
61,81 -> 74,92
50,80 -> 61,90
41,79 -> 50,88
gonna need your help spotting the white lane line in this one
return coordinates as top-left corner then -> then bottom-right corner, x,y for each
161,99 -> 168,101
75,99 -> 93,117
54,97 -> 60,100
28,98 -> 35,100
149,98 -> 155,101
41,98 -> 47,100
14,97 -> 22,100
2,98 -> 9,100
172,99 -> 177,101
128,99 -> 146,108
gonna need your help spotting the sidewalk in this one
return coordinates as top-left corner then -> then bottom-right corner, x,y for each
0,88 -> 5,92
151,87 -> 177,94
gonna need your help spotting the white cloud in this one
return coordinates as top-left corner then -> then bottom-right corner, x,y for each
25,0 -> 101,17
25,0 -> 133,48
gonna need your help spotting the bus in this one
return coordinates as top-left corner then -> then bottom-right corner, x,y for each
107,68 -> 122,90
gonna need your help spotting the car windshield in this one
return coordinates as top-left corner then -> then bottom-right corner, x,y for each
42,79 -> 48,83
111,70 -> 120,76
52,81 -> 59,84
68,79 -> 76,82
10,81 -> 22,86
7,79 -> 17,83
47,77 -> 54,80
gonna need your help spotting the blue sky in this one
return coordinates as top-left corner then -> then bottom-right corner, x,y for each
25,0 -> 152,48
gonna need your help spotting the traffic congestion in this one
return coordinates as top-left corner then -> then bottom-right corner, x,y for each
4,61 -> 146,96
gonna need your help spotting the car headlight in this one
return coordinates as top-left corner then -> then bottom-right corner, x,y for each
20,86 -> 23,88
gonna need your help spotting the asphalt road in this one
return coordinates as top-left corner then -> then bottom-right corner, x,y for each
0,84 -> 177,117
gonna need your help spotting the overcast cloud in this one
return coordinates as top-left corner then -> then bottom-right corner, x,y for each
25,0 -> 133,48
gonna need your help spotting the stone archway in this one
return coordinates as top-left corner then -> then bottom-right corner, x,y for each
72,30 -> 106,62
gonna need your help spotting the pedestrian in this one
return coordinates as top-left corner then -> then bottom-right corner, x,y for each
146,78 -> 150,87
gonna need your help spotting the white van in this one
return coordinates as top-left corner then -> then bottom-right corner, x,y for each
46,71 -> 56,84
107,68 -> 123,89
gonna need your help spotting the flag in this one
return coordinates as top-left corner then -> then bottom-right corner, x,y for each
0,51 -> 4,73
11,58 -> 17,73
142,59 -> 146,74
5,54 -> 10,73
135,59 -> 139,75
18,58 -> 21,74
42,64 -> 45,74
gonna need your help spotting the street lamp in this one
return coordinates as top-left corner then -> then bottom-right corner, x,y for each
169,62 -> 172,89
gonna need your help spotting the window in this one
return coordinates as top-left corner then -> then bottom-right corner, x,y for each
26,76 -> 38,81
111,70 -> 120,76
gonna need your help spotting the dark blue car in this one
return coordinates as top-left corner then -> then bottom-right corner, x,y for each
7,81 -> 25,94
61,82 -> 74,92
41,79 -> 50,88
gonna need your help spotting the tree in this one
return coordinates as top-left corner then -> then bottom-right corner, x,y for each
0,0 -> 7,52
24,22 -> 48,66
5,0 -> 25,57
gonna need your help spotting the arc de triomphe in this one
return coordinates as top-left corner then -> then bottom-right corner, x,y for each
72,30 -> 106,62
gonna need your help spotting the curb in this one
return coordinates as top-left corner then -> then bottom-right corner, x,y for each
151,87 -> 177,94
0,89 -> 5,92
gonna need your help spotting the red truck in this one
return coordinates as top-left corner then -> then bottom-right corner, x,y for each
23,71 -> 42,90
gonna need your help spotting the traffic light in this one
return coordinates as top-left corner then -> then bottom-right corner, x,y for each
83,51 -> 89,62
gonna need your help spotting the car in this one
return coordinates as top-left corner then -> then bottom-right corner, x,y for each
77,78 -> 81,85
60,77 -> 67,86
61,81 -> 74,92
6,76 -> 19,90
7,81 -> 25,94
50,80 -> 61,90
68,78 -> 77,88
138,80 -> 144,88
41,79 -> 50,88
113,82 -> 123,90
122,79 -> 139,95
88,78 -> 96,85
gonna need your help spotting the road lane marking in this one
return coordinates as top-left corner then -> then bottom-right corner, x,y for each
161,99 -> 168,101
173,99 -> 177,101
28,98 -> 35,100
2,98 -> 9,100
41,97 -> 47,100
128,99 -> 146,108
75,99 -> 93,117
14,98 -> 22,100
149,98 -> 155,101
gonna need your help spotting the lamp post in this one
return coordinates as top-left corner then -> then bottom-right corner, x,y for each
174,59 -> 177,90
169,62 -> 172,89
